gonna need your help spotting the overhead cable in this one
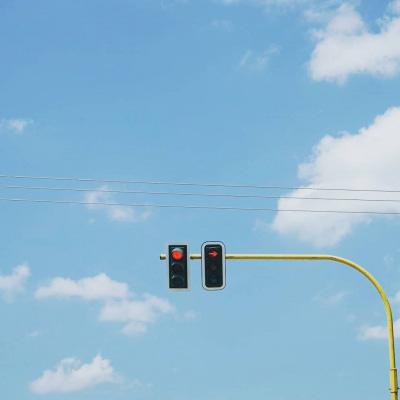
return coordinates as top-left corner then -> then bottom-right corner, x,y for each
0,196 -> 400,215
1,184 -> 400,203
1,174 -> 400,193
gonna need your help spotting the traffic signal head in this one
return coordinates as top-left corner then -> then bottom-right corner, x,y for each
167,244 -> 189,290
201,241 -> 226,290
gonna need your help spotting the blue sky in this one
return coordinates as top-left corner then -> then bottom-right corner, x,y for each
1,0 -> 400,399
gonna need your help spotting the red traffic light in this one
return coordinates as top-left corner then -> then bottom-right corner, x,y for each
167,244 -> 189,290
171,248 -> 184,261
201,241 -> 226,290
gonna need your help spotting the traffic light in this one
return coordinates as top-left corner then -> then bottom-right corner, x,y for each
201,241 -> 226,290
167,244 -> 189,290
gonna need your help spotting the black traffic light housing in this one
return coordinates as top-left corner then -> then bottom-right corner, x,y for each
167,244 -> 189,290
201,241 -> 226,290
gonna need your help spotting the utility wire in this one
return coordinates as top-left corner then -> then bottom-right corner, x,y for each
2,184 -> 400,203
1,174 -> 400,193
1,196 -> 400,215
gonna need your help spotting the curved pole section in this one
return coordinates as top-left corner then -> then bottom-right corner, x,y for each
166,252 -> 398,399
229,254 -> 399,400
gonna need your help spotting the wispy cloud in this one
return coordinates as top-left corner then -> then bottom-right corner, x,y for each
27,330 -> 41,338
211,19 -> 234,32
359,319 -> 400,340
30,355 -> 118,394
238,46 -> 279,71
220,0 -> 311,8
390,0 -> 400,14
84,186 -> 152,223
219,0 -> 346,13
36,274 -> 175,335
99,294 -> 175,335
161,0 -> 188,9
272,107 -> 400,247
0,263 -> 31,301
309,3 -> 400,83
123,378 -> 153,392
395,291 -> 400,303
0,118 -> 33,134
313,290 -> 348,306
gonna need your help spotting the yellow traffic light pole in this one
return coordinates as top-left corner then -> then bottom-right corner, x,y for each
160,252 -> 398,399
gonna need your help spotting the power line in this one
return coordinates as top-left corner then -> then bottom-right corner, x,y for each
1,174 -> 400,193
0,196 -> 400,215
2,184 -> 400,203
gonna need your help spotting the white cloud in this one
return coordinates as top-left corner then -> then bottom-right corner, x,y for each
30,355 -> 117,394
35,273 -> 129,301
238,46 -> 279,71
36,274 -> 175,335
272,107 -> 400,247
99,294 -> 175,336
84,186 -> 152,223
0,263 -> 30,301
0,118 -> 33,134
309,3 -> 400,83
359,319 -> 400,340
